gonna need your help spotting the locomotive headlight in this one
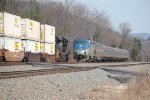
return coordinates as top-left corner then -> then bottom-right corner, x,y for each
84,49 -> 88,55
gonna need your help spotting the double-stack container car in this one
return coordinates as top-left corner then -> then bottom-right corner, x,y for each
21,18 -> 42,62
0,12 -> 24,62
0,12 -> 68,63
0,12 -> 57,63
40,24 -> 55,62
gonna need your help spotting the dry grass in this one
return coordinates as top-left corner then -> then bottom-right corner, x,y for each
120,74 -> 150,100
79,85 -> 126,100
79,73 -> 150,100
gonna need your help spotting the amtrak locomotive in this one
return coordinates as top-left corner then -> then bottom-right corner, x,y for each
73,38 -> 96,62
73,38 -> 129,62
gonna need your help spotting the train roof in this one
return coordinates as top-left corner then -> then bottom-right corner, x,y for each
74,38 -> 128,52
74,38 -> 89,41
96,42 -> 128,52
56,36 -> 68,43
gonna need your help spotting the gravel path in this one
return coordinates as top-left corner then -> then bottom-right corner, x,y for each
0,68 -> 119,100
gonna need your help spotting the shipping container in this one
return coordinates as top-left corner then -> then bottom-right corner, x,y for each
0,36 -> 22,52
40,42 -> 45,53
21,18 -> 40,40
45,43 -> 55,55
40,24 -> 55,43
22,39 -> 40,53
0,12 -> 21,37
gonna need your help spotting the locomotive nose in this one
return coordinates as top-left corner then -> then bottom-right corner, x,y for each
75,49 -> 87,55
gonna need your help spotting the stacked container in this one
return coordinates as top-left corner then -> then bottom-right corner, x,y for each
40,24 -> 55,62
21,18 -> 40,53
0,12 -> 56,62
0,12 -> 22,50
40,24 -> 55,43
40,24 -> 55,55
21,19 -> 40,41
21,40 -> 40,53
0,12 -> 24,61
21,18 -> 41,62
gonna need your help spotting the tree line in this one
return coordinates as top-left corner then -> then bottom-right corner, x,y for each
0,0 -> 148,62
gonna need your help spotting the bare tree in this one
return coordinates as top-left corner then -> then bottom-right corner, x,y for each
92,11 -> 116,46
142,40 -> 150,61
119,22 -> 133,51
0,0 -> 123,50
0,0 -> 21,14
119,22 -> 132,35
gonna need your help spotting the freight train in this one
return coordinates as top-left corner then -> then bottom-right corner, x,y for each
73,38 -> 129,62
0,36 -> 68,63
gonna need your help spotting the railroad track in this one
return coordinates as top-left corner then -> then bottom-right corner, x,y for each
49,62 -> 150,68
0,62 -> 149,79
0,62 -> 28,66
0,67 -> 96,79
99,62 -> 150,67
0,62 -> 149,67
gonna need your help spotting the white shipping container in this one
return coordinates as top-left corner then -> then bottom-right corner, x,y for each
40,42 -> 45,53
22,40 -> 40,53
21,19 -> 40,40
45,43 -> 55,55
0,12 -> 21,37
40,24 -> 55,43
0,36 -> 22,52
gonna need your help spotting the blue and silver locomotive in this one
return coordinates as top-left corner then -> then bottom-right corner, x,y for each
73,38 -> 129,62
73,38 -> 96,62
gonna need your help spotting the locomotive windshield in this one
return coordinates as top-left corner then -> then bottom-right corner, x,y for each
74,41 -> 88,44
56,36 -> 68,53
73,40 -> 89,50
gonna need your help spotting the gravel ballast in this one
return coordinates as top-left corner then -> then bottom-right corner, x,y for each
0,65 -> 52,72
0,62 -> 149,72
0,68 -> 118,100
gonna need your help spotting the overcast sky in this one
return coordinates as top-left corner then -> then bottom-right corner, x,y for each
75,0 -> 150,34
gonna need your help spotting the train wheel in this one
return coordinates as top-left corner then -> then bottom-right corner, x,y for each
0,57 -> 3,63
22,57 -> 28,62
0,56 -> 5,62
65,57 -> 68,62
40,58 -> 46,62
43,58 -> 46,62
